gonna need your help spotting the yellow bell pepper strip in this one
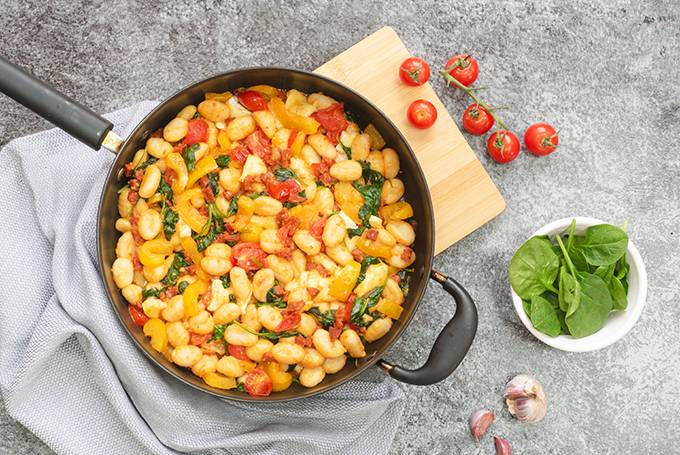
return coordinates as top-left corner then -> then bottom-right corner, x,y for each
138,239 -> 174,267
270,97 -> 319,135
231,196 -> 256,232
164,152 -> 189,195
143,318 -> 168,352
376,298 -> 404,320
330,260 -> 361,301
356,235 -> 392,259
180,236 -> 210,281
175,188 -> 208,233
203,372 -> 237,390
187,156 -> 218,188
262,361 -> 293,392
205,91 -> 232,102
290,131 -> 306,157
247,84 -> 279,98
365,124 -> 386,150
146,193 -> 163,206
239,224 -> 262,243
183,278 -> 209,318
217,130 -> 231,153
287,203 -> 319,230
380,201 -> 414,221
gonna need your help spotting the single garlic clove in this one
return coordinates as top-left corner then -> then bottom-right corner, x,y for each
504,374 -> 547,423
469,408 -> 495,441
494,436 -> 512,455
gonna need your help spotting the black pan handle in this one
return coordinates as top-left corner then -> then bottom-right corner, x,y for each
0,56 -> 116,151
378,269 -> 478,385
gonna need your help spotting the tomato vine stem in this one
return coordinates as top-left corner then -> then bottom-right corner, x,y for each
439,69 -> 510,131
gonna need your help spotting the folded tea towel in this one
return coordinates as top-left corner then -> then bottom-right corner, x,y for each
0,101 -> 405,455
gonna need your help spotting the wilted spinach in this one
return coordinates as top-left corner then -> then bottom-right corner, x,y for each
274,167 -> 298,181
308,307 -> 336,329
215,154 -> 231,168
162,252 -> 190,286
184,144 -> 198,171
347,226 -> 366,238
353,161 -> 384,226
350,286 -> 384,326
357,256 -> 381,285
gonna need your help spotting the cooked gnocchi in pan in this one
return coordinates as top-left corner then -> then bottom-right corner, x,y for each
113,85 -> 416,397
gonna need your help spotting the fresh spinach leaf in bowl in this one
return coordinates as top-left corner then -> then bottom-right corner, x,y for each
510,219 -> 630,338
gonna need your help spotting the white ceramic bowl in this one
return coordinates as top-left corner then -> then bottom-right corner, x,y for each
510,217 -> 647,352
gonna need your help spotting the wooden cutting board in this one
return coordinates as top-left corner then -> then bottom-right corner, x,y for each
315,26 -> 505,254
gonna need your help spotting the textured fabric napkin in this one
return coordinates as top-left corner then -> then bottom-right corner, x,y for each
0,101 -> 406,455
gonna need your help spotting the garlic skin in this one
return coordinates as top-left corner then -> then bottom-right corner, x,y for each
469,409 -> 495,441
494,436 -> 512,455
504,374 -> 547,423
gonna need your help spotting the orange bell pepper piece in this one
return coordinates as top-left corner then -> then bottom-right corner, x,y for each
183,278 -> 209,317
138,239 -> 173,267
143,318 -> 168,352
187,156 -> 218,187
247,84 -> 280,98
270,97 -> 319,135
290,131 -> 306,157
380,201 -> 414,221
356,235 -> 392,259
329,260 -> 361,301
176,188 -> 208,233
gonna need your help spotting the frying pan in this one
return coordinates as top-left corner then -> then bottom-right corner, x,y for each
0,57 -> 478,401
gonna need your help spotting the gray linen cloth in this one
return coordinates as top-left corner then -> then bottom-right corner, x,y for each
0,101 -> 406,455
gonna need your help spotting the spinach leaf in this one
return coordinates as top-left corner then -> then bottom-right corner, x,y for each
609,276 -> 628,310
353,161 -> 384,226
530,294 -> 562,337
177,281 -> 189,294
566,236 -> 591,272
615,254 -> 629,280
357,256 -> 381,285
207,172 -> 220,197
215,154 -> 231,168
558,265 -> 580,316
142,287 -> 161,300
235,382 -> 246,393
256,328 -> 300,341
593,263 -> 615,284
162,207 -> 179,240
308,307 -> 336,329
136,155 -> 157,171
249,191 -> 268,199
158,178 -> 173,202
226,196 -> 239,216
350,286 -> 384,326
162,252 -> 190,286
509,236 -> 560,300
219,274 -> 231,288
338,141 -> 352,159
522,299 -> 532,317
184,144 -> 199,171
399,275 -> 410,296
565,218 -> 576,250
573,224 -> 628,266
194,203 -> 225,251
260,286 -> 287,308
209,324 -> 227,342
565,272 -> 613,338
274,168 -> 298,181
347,226 -> 366,238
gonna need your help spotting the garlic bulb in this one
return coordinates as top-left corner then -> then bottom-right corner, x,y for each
494,436 -> 512,455
504,374 -> 547,423
469,409 -> 494,441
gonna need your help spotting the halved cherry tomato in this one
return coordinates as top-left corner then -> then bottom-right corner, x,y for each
244,130 -> 273,163
445,54 -> 479,87
462,104 -> 494,135
487,130 -> 520,163
190,332 -> 211,346
275,312 -> 301,332
128,305 -> 149,327
185,118 -> 208,145
407,99 -> 437,129
265,178 -> 305,203
310,103 -> 349,144
399,57 -> 430,86
244,367 -> 273,397
524,122 -> 559,156
231,242 -> 267,271
238,90 -> 269,111
229,145 -> 250,165
227,344 -> 249,361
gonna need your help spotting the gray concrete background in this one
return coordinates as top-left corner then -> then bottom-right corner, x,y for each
1,0 -> 678,453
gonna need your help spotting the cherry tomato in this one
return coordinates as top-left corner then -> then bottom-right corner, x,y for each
399,57 -> 430,86
445,54 -> 479,87
275,312 -> 301,332
238,90 -> 269,111
486,130 -> 520,163
524,123 -> 559,156
231,242 -> 267,271
462,104 -> 494,135
128,305 -> 149,327
310,103 -> 349,144
184,118 -> 208,145
407,99 -> 437,129
229,145 -> 250,165
265,178 -> 305,203
244,367 -> 273,397
189,332 -> 211,346
227,344 -> 249,361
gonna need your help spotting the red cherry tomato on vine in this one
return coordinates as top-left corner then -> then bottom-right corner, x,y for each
445,54 -> 479,87
486,130 -> 520,163
462,104 -> 494,135
399,57 -> 430,86
238,90 -> 269,111
524,123 -> 559,156
407,99 -> 437,129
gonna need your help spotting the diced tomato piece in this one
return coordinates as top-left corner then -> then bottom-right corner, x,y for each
244,367 -> 273,397
261,352 -> 274,362
279,147 -> 291,167
227,344 -> 249,361
230,145 -> 250,165
128,305 -> 149,327
307,287 -> 320,297
245,130 -> 274,165
173,141 -> 188,154
287,129 -> 298,148
131,253 -> 143,272
329,326 -> 342,341
277,215 -> 300,247
190,332 -> 211,346
185,118 -> 209,145
295,335 -> 313,347
311,103 -> 349,145
265,178 -> 304,203
400,247 -> 414,261
151,128 -> 163,138
163,169 -> 177,185
306,261 -> 330,277
311,160 -> 334,185
231,243 -> 267,271
286,300 -> 305,313
214,230 -> 240,244
201,184 -> 215,203
238,90 -> 269,111
162,286 -> 178,299
275,312 -> 301,332
127,190 -> 140,204
309,216 -> 327,240
351,248 -> 365,263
